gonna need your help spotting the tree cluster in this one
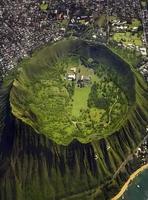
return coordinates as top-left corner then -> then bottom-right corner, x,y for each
88,82 -> 109,109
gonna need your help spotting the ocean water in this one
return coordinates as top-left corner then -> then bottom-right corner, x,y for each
120,169 -> 148,200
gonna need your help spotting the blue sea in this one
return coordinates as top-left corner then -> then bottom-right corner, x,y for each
120,169 -> 148,200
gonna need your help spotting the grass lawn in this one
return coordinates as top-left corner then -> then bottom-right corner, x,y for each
40,2 -> 48,11
79,64 -> 94,76
129,19 -> 141,28
71,64 -> 100,117
72,86 -> 90,117
60,19 -> 69,28
89,108 -> 105,122
95,14 -> 106,27
112,32 -> 142,46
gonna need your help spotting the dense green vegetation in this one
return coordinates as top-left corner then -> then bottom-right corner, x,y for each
8,39 -> 144,145
0,39 -> 148,200
88,82 -> 110,109
109,43 -> 142,67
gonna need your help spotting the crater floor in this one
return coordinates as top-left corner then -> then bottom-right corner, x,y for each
10,39 -> 136,145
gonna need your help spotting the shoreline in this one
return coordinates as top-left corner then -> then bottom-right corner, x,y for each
111,163 -> 148,200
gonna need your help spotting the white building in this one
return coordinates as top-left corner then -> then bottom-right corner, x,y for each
67,74 -> 76,80
140,47 -> 147,56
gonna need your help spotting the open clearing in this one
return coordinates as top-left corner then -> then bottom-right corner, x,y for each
72,86 -> 90,117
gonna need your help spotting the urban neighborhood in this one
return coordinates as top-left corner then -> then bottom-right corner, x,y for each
0,0 -> 148,81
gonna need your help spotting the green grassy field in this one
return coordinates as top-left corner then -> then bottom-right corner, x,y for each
129,19 -> 141,28
95,14 -> 106,27
72,86 -> 90,117
40,2 -> 48,11
112,32 -> 142,46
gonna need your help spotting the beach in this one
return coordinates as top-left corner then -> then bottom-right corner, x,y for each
111,163 -> 148,200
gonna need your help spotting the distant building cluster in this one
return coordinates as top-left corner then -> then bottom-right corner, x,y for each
138,60 -> 148,82
108,0 -> 142,20
66,67 -> 92,87
0,0 -> 67,76
134,133 -> 148,165
0,0 -> 147,77
142,9 -> 148,45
